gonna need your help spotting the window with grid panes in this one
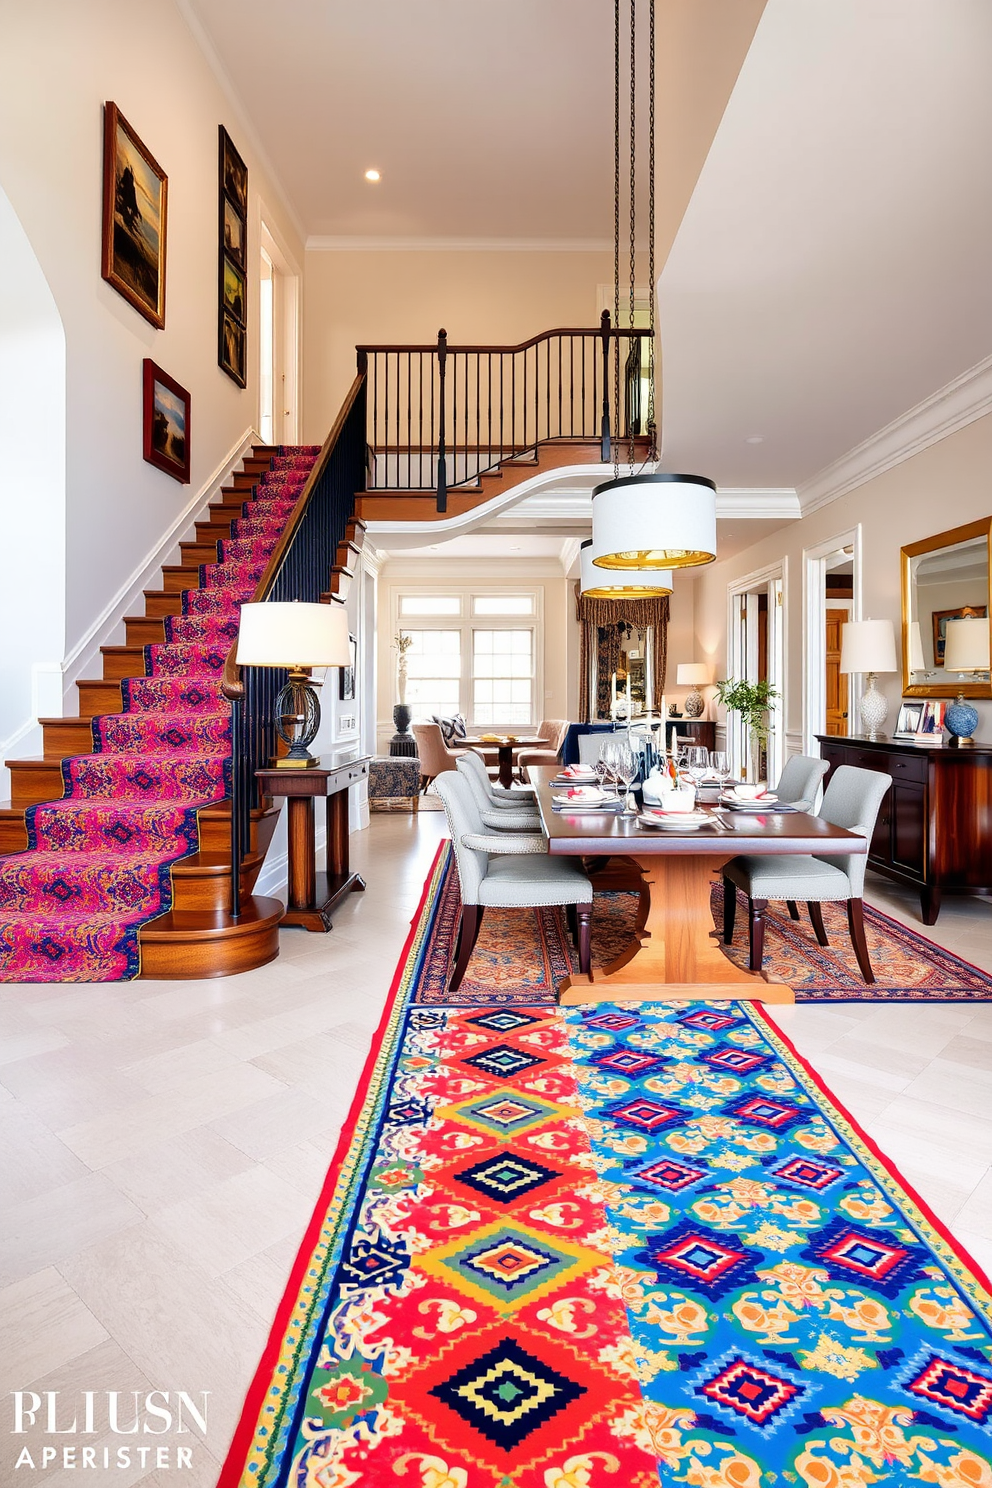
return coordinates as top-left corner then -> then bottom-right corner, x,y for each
401,628 -> 462,721
396,591 -> 540,727
472,628 -> 534,726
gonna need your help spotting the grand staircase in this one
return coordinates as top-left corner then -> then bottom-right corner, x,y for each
0,320 -> 646,984
0,444 -> 366,983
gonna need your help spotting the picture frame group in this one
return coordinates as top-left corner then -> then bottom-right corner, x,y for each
219,126 -> 248,386
894,699 -> 946,740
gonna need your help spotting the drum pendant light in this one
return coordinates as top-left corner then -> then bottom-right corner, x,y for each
590,471 -> 717,570
579,538 -> 672,597
592,0 -> 717,571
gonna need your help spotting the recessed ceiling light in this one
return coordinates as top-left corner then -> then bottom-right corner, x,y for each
364,169 -> 381,182
745,435 -> 764,444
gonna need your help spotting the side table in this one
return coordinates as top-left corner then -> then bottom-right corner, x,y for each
257,757 -> 369,931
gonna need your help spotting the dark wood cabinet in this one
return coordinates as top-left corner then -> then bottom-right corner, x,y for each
667,720 -> 717,751
816,735 -> 992,924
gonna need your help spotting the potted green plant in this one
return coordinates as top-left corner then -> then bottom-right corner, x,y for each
714,676 -> 779,777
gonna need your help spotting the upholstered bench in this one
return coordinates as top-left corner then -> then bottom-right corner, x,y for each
369,756 -> 421,812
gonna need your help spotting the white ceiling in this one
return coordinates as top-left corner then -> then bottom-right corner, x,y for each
185,0 -> 617,240
657,0 -> 992,489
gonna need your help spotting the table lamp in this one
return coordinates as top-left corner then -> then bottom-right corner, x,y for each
236,602 -> 351,767
676,663 -> 711,719
943,616 -> 990,744
839,619 -> 897,740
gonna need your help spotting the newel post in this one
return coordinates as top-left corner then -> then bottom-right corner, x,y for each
436,328 -> 448,513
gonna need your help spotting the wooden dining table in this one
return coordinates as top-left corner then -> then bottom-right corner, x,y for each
531,767 -> 865,1007
462,734 -> 545,789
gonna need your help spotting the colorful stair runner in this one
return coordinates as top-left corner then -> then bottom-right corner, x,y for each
0,446 -> 321,983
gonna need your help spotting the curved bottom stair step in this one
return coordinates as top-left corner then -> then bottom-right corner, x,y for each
138,895 -> 283,980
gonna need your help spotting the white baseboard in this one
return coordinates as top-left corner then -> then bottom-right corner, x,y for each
60,427 -> 258,711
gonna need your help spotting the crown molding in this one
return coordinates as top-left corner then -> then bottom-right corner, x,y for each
559,537 -> 583,576
491,484 -> 800,523
799,352 -> 992,517
305,235 -> 613,254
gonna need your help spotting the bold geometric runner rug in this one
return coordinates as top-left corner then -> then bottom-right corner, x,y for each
220,848 -> 992,1488
412,844 -> 992,1004
0,446 -> 320,982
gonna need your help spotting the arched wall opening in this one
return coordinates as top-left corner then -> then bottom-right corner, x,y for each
0,183 -> 67,790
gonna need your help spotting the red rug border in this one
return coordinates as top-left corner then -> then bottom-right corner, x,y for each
863,898 -> 992,987
755,1001 -> 992,1300
216,840 -> 446,1488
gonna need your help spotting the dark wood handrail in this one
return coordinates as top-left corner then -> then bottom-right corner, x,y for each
356,325 -> 652,356
222,370 -> 367,702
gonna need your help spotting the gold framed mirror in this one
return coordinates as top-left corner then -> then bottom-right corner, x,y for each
901,517 -> 992,698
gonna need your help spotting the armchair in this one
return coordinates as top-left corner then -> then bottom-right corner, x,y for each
518,719 -> 569,780
411,722 -> 468,791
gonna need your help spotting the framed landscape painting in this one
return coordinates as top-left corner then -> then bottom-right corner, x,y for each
223,197 -> 245,266
142,359 -> 190,483
219,312 -> 246,387
102,103 -> 167,328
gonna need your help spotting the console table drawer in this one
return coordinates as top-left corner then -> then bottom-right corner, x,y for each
883,752 -> 928,784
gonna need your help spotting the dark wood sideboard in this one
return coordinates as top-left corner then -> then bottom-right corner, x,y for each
816,734 -> 992,924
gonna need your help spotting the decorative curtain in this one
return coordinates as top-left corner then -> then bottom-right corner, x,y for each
576,589 -> 670,722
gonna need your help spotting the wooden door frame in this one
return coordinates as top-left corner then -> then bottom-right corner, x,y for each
803,526 -> 862,754
726,560 -> 786,783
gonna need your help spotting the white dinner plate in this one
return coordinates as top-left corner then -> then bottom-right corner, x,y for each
638,812 -> 708,830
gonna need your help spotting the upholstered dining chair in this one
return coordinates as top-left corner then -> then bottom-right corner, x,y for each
722,764 -> 892,983
456,753 -> 542,831
518,719 -> 570,779
436,772 -> 592,992
775,754 -> 830,811
411,722 -> 468,792
773,754 -> 831,924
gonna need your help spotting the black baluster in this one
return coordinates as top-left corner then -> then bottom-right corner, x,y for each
436,328 -> 448,513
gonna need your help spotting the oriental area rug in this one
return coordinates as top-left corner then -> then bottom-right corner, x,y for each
411,845 -> 992,1005
220,848 -> 992,1488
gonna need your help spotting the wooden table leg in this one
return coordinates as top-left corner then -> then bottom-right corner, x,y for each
286,796 -> 316,912
497,744 -> 514,790
557,852 -> 794,1007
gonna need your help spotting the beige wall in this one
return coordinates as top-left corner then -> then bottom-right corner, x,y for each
303,249 -> 613,440
692,412 -> 992,746
0,0 -> 304,727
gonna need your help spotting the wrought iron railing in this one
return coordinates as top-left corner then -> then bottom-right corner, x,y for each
357,313 -> 651,511
222,373 -> 367,917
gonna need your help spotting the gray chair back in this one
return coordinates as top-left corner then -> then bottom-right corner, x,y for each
816,764 -> 891,894
577,733 -> 607,766
776,754 -> 829,810
435,771 -> 488,905
456,752 -> 499,815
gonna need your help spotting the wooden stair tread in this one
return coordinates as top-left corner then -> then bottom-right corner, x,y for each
139,898 -> 283,939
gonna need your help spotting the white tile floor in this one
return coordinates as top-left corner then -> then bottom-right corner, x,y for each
1,809 -> 990,1484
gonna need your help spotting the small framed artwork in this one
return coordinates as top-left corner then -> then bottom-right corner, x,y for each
221,128 -> 248,214
142,359 -> 190,483
218,127 -> 248,386
933,605 -> 987,666
222,256 -> 247,323
339,634 -> 357,700
219,312 -> 246,387
222,198 -> 245,266
102,103 -> 167,328
893,702 -> 924,738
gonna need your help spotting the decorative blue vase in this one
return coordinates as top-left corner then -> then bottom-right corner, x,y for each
945,694 -> 978,743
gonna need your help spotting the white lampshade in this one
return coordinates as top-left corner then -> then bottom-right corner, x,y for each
943,616 -> 991,673
677,663 -> 710,686
909,620 -> 926,673
590,472 -> 717,570
579,540 -> 672,597
236,602 -> 351,668
839,619 -> 897,675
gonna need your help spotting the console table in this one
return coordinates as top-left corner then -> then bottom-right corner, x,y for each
256,757 -> 369,931
816,735 -> 992,924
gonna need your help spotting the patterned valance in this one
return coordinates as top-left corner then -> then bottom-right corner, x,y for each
576,589 -> 670,723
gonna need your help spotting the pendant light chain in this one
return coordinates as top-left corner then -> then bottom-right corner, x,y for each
646,0 -> 657,462
613,0 -> 621,480
628,0 -> 637,469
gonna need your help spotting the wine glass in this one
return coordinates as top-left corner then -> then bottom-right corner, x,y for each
597,738 -> 619,796
613,741 -> 638,814
710,751 -> 730,792
684,746 -> 710,789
